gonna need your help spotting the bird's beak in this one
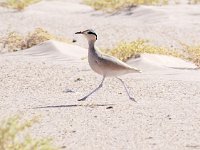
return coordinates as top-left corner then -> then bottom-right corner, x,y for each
75,31 -> 83,34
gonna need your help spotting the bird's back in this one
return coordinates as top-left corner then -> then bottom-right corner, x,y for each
88,48 -> 141,77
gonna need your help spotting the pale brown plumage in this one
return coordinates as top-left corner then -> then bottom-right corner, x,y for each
75,29 -> 141,101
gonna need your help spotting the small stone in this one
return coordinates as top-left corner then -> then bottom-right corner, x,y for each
63,89 -> 75,93
146,136 -> 153,139
61,146 -> 66,149
72,39 -> 77,43
74,78 -> 82,82
106,106 -> 113,109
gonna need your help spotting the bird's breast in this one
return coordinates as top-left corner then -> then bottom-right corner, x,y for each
88,51 -> 103,75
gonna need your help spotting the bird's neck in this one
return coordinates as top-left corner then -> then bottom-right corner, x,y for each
88,41 -> 96,51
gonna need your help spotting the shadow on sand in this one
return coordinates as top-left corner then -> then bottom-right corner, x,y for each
32,104 -> 115,109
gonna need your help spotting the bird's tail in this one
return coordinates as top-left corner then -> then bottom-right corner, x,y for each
130,67 -> 142,73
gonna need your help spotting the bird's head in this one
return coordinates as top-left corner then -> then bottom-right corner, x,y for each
75,29 -> 97,42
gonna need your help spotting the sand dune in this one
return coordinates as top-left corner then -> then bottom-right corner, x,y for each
5,40 -> 197,70
4,40 -> 87,61
128,53 -> 198,71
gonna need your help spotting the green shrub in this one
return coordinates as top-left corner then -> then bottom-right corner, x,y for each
1,0 -> 41,10
185,45 -> 200,66
0,28 -> 70,52
0,116 -> 57,150
188,0 -> 200,4
1,32 -> 25,52
84,0 -> 168,12
105,39 -> 200,67
106,39 -> 181,61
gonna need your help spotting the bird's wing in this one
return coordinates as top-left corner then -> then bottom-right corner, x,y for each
101,53 -> 141,72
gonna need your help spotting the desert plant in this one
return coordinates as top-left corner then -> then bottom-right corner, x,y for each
188,0 -> 200,4
0,116 -> 57,150
106,39 -> 181,61
84,0 -> 168,12
185,45 -> 200,66
0,28 -> 70,52
25,28 -> 68,48
1,32 -> 25,52
105,39 -> 200,67
2,0 -> 41,10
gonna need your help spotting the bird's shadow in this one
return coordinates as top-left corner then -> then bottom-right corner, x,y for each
32,103 -> 115,109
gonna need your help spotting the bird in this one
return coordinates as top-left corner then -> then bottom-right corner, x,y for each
75,29 -> 141,102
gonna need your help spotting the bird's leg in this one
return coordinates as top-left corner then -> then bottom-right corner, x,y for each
78,76 -> 105,101
116,77 -> 137,102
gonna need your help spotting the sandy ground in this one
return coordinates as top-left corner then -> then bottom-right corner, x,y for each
0,40 -> 200,150
0,1 -> 200,150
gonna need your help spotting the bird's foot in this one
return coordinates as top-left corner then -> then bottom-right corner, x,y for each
77,96 -> 87,101
130,97 -> 137,102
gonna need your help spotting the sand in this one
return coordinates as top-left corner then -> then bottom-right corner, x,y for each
0,0 -> 200,49
0,1 -> 200,150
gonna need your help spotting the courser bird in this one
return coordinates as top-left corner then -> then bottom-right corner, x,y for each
75,29 -> 141,101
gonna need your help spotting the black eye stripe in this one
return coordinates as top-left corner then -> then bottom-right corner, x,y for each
87,31 -> 97,40
88,31 -> 95,34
